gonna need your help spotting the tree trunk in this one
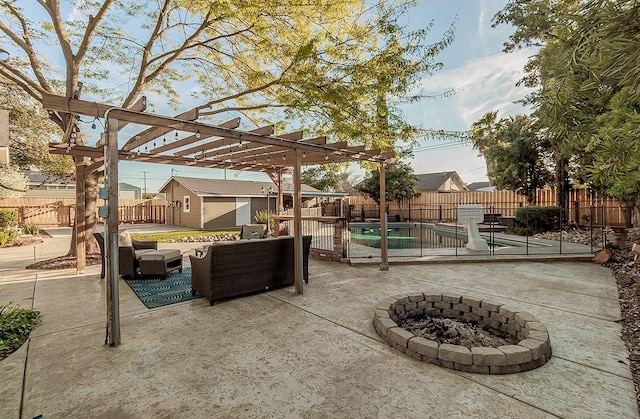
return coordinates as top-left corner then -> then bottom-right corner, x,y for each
555,156 -> 570,213
66,170 -> 101,256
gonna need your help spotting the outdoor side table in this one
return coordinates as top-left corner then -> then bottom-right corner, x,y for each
139,249 -> 182,279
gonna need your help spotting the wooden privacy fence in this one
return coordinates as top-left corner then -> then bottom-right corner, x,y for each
0,197 -> 166,227
345,189 -> 631,227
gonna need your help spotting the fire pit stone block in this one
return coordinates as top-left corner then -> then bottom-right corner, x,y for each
373,292 -> 552,374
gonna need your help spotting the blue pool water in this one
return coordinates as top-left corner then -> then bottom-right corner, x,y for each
349,223 -> 507,249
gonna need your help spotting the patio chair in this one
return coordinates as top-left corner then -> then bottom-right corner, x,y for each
241,224 -> 267,239
94,231 -> 158,279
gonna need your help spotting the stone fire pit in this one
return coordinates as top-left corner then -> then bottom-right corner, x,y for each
373,293 -> 551,374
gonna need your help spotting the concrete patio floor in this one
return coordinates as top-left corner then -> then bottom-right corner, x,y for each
0,226 -> 637,418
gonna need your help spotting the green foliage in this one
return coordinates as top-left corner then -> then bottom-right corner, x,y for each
254,210 -> 276,232
0,304 -> 40,359
0,81 -> 74,180
470,113 -> 553,204
357,161 -> 420,205
0,209 -> 18,230
0,0 -> 456,152
301,166 -> 341,192
0,230 -> 18,246
514,206 -> 562,233
0,166 -> 28,198
493,0 -> 640,208
22,224 -> 40,236
506,225 -> 534,236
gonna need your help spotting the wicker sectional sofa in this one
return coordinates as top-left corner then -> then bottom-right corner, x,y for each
189,235 -> 312,305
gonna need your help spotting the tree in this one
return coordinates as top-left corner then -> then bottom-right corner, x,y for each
471,112 -> 552,204
493,0 -> 640,222
0,166 -> 28,198
300,165 -> 357,193
0,0 -> 455,256
357,161 -> 420,212
301,166 -> 341,192
0,80 -> 74,180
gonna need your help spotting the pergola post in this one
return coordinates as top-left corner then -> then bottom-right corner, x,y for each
105,117 -> 121,346
74,157 -> 86,273
379,161 -> 389,270
43,102 -> 395,345
293,149 -> 303,294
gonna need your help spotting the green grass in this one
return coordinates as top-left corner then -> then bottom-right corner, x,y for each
0,304 -> 40,360
130,228 -> 241,243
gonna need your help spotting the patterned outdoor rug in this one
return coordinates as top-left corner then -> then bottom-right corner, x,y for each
124,267 -> 202,309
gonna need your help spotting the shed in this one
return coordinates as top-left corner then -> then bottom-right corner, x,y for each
118,182 -> 142,199
159,176 -> 331,229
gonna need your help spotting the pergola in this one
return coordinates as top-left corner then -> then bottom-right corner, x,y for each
46,94 -> 393,346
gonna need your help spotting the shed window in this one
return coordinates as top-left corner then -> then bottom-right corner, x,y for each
183,196 -> 190,213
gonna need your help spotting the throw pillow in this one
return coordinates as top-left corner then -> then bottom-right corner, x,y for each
118,230 -> 133,247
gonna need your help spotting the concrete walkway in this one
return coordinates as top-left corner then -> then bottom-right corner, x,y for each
0,227 -> 637,418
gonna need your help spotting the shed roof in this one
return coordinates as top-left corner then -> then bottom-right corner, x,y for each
160,176 -> 345,198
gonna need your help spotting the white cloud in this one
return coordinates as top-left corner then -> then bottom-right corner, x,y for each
405,47 -> 536,182
409,47 -> 535,130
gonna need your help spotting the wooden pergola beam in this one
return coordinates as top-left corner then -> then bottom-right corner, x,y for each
150,117 -> 241,154
42,94 -> 147,131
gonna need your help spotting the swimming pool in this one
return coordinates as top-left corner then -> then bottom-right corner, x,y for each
348,222 -> 508,249
349,223 -> 463,249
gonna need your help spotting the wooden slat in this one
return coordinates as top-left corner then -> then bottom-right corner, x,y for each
122,108 -> 199,151
150,117 -> 241,154
174,125 -> 274,157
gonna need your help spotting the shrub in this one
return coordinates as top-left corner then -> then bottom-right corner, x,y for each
514,206 -> 562,233
0,209 -> 18,230
254,210 -> 275,232
506,225 -> 534,236
0,230 -> 18,247
0,304 -> 40,359
22,223 -> 40,236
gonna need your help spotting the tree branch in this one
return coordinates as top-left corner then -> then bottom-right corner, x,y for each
76,0 -> 115,64
0,6 -> 52,91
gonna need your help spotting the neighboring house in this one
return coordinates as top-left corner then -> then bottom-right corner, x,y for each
159,176 -> 338,229
0,110 -> 9,166
24,169 -> 76,198
415,171 -> 469,193
118,182 -> 142,199
466,181 -> 496,192
24,170 -> 144,199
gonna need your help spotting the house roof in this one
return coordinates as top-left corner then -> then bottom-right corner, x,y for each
415,171 -> 468,191
24,169 -> 74,185
467,181 -> 495,191
118,182 -> 141,191
160,176 -> 346,198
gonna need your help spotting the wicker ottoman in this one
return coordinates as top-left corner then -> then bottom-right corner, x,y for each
139,249 -> 183,279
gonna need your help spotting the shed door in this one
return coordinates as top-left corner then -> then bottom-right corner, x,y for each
235,198 -> 251,226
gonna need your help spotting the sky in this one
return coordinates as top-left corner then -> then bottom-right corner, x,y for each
105,0 -> 535,192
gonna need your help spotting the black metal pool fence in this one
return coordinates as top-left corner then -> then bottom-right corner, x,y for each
345,206 -> 613,258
